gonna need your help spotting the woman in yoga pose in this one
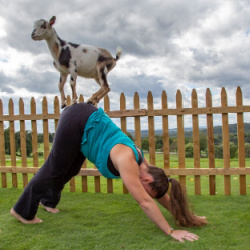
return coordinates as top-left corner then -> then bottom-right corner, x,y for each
11,102 -> 207,242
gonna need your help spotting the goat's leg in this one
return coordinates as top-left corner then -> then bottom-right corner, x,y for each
59,73 -> 68,109
69,73 -> 78,105
95,87 -> 110,103
87,66 -> 110,104
87,86 -> 110,105
69,63 -> 78,105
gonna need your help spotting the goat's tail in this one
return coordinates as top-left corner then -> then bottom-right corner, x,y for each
115,47 -> 122,61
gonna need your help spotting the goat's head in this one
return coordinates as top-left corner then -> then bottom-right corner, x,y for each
31,16 -> 56,41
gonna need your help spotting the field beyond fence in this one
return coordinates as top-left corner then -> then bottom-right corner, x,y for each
0,87 -> 250,195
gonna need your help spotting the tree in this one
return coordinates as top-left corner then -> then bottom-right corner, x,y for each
15,131 -> 33,157
4,128 -> 10,155
170,138 -> 178,153
214,135 -> 222,145
25,131 -> 33,156
155,136 -> 163,150
199,134 -> 207,155
245,143 -> 250,157
185,143 -> 193,158
214,145 -> 223,158
229,143 -> 237,159
126,132 -> 134,141
141,138 -> 149,151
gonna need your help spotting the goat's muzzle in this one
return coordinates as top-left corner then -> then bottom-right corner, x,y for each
31,31 -> 38,40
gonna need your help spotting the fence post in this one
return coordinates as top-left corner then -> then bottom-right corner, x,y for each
104,94 -> 114,193
54,96 -> 60,131
120,93 -> 129,194
148,91 -> 155,165
236,86 -> 246,195
0,99 -> 7,187
78,95 -> 88,193
134,92 -> 142,148
9,99 -> 17,188
162,91 -> 170,170
176,90 -> 186,192
206,88 -> 216,195
192,89 -> 201,195
31,97 -> 39,168
42,97 -> 50,161
19,98 -> 28,188
221,88 -> 231,195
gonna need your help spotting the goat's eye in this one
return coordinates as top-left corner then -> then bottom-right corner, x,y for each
41,24 -> 46,29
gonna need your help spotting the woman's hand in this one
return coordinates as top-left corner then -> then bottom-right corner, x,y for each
195,215 -> 207,220
169,230 -> 199,243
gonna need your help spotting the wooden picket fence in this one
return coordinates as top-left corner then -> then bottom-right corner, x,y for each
0,87 -> 250,195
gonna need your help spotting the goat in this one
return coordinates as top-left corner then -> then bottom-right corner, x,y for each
31,16 -> 122,108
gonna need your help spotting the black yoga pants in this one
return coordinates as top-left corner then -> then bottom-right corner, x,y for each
13,102 -> 98,220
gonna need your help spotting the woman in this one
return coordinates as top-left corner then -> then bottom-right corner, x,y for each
11,102 -> 207,242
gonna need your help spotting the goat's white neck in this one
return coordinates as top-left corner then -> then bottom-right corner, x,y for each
46,28 -> 62,61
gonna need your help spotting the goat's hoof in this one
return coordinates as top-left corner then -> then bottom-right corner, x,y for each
72,99 -> 78,105
87,100 -> 95,105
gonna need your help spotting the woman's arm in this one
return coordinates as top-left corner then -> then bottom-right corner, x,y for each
157,193 -> 171,211
111,145 -> 199,242
157,183 -> 207,228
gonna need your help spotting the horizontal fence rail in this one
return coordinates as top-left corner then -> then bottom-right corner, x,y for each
0,87 -> 249,195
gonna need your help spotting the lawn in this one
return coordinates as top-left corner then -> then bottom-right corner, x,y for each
0,154 -> 250,249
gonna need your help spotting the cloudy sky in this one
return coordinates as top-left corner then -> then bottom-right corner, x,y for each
1,0 -> 250,130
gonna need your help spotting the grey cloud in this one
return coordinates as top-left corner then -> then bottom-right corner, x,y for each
109,74 -> 165,98
0,85 -> 15,94
0,72 -> 15,94
15,68 -> 59,94
1,0 -> 250,108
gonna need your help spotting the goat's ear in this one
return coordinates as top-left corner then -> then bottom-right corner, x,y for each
49,16 -> 56,26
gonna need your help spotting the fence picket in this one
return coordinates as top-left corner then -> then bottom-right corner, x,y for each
221,88 -> 231,195
162,91 -> 170,170
148,91 -> 156,165
65,96 -> 76,192
19,98 -> 28,188
31,98 -> 38,168
134,92 -> 142,148
176,90 -> 186,191
192,89 -> 201,195
236,87 -> 246,195
42,97 -> 50,161
0,99 -> 6,187
104,94 -> 114,193
54,96 -> 60,131
206,89 -> 216,195
9,99 -> 17,187
78,95 -> 88,192
120,93 -> 128,194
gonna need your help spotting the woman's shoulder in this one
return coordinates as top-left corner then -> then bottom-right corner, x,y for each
110,144 -> 136,165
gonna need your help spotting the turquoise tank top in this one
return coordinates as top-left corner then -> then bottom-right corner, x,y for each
80,108 -> 143,179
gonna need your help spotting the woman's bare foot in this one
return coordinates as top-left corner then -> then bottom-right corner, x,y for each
39,202 -> 59,213
10,208 -> 43,224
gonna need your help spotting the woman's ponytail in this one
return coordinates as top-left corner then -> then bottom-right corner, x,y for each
169,178 -> 208,227
146,165 -> 207,227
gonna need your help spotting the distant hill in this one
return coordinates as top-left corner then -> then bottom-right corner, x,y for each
128,123 -> 250,138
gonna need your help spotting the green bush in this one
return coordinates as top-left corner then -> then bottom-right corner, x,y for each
185,143 -> 194,158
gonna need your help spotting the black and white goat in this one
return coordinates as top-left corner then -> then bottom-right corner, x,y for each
31,16 -> 122,108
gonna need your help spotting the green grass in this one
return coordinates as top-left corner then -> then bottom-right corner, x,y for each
0,154 -> 250,249
0,189 -> 250,250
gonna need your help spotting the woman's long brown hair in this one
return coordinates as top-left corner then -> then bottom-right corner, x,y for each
169,178 -> 207,227
147,165 -> 208,227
